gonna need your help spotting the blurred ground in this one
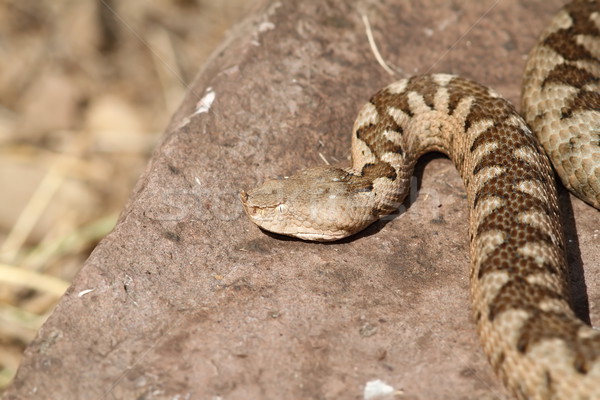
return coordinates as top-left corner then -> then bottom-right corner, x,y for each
0,0 -> 250,390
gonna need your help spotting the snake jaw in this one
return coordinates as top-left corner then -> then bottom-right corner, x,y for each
241,192 -> 348,242
240,188 -> 320,239
239,188 -> 289,234
239,168 -> 378,241
239,190 -> 270,221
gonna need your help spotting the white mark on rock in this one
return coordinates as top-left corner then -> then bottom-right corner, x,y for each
78,288 -> 96,297
258,21 -> 275,32
364,379 -> 397,400
195,88 -> 216,115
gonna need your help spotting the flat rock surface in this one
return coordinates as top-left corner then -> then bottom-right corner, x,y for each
3,1 -> 599,399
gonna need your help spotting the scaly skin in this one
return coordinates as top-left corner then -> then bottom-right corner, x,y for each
241,2 -> 600,399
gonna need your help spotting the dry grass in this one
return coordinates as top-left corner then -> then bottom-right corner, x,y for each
0,0 -> 251,390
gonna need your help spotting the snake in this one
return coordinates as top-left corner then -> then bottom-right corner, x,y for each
239,1 -> 600,399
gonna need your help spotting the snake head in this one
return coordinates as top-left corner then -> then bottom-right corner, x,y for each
240,166 -> 380,241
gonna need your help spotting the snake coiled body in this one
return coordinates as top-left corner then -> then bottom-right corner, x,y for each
240,2 -> 600,399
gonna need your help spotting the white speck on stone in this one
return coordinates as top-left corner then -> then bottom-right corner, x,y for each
195,88 -> 215,115
364,379 -> 395,400
78,288 -> 95,297
258,21 -> 275,32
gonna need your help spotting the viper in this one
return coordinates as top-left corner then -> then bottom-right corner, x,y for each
240,1 -> 600,398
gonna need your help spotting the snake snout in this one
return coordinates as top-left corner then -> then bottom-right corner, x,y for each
239,190 -> 257,217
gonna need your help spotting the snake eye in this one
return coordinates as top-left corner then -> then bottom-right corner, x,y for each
276,204 -> 288,214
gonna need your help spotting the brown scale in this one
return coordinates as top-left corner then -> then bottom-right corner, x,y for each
356,121 -> 404,158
